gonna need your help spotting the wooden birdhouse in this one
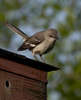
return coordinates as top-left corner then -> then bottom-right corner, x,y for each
0,48 -> 59,100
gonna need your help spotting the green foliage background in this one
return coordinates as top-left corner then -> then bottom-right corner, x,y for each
0,0 -> 81,100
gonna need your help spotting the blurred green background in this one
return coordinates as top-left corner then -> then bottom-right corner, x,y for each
0,0 -> 81,100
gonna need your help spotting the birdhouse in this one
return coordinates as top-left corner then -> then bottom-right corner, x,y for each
0,48 -> 59,100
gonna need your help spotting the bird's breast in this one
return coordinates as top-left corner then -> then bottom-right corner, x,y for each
32,38 -> 55,55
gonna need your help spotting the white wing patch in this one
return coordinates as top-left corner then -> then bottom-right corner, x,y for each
30,44 -> 36,47
25,42 -> 36,47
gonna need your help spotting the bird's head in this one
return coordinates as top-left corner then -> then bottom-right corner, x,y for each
45,29 -> 59,40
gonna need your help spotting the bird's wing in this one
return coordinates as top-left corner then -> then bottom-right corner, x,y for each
6,23 -> 29,40
18,31 -> 45,51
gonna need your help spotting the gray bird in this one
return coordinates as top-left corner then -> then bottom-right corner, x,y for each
6,23 -> 58,62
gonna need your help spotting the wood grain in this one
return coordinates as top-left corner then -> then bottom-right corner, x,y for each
0,58 -> 47,82
0,70 -> 47,100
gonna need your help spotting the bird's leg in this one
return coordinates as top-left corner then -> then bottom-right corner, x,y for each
39,55 -> 46,63
32,51 -> 38,61
33,55 -> 38,61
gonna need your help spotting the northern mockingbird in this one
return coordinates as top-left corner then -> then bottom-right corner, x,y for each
6,23 -> 58,62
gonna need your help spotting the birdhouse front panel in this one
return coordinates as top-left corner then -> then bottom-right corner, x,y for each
0,69 -> 46,100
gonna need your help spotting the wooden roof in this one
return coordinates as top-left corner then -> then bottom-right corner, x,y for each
0,48 -> 60,72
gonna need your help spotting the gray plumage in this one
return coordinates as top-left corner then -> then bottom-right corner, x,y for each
18,29 -> 58,55
6,23 -> 58,62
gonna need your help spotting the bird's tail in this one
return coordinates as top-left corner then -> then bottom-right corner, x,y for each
5,22 -> 29,40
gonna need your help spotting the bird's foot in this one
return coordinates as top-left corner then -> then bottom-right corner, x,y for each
40,55 -> 46,63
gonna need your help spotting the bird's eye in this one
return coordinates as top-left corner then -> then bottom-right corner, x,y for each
49,35 -> 54,37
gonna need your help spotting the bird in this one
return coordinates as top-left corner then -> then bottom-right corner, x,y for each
6,23 -> 59,62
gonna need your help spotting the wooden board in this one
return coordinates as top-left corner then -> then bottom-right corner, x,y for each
0,58 -> 47,82
0,70 -> 47,100
0,48 -> 60,72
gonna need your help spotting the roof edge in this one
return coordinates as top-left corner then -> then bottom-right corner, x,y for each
0,48 -> 60,72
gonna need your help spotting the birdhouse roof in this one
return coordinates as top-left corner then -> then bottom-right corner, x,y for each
0,48 -> 59,72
